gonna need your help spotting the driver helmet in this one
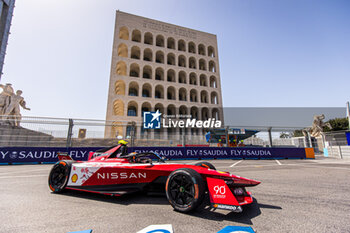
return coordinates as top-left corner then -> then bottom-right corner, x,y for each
118,140 -> 128,145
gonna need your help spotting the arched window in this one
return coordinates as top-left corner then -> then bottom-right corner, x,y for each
212,108 -> 220,120
188,42 -> 196,53
198,44 -> 206,55
208,46 -> 215,57
167,37 -> 175,49
130,46 -> 140,59
111,121 -> 123,138
127,101 -> 138,116
131,29 -> 141,42
117,43 -> 128,57
144,32 -> 153,45
189,73 -> 197,85
211,92 -> 218,104
116,61 -> 127,76
167,53 -> 175,65
155,85 -> 164,99
200,90 -> 208,103
156,51 -> 164,64
128,81 -> 139,96
126,122 -> 137,138
210,76 -> 217,88
178,71 -> 186,84
141,102 -> 152,115
113,100 -> 124,116
178,88 -> 187,101
129,63 -> 140,77
167,69 -> 175,82
191,107 -> 199,119
119,26 -> 129,40
155,67 -> 164,81
167,104 -> 176,115
167,86 -> 176,100
189,57 -> 196,69
156,35 -> 164,47
190,89 -> 198,102
179,105 -> 188,116
201,108 -> 209,120
142,83 -> 152,98
178,40 -> 186,51
143,65 -> 152,79
178,55 -> 186,67
115,80 -> 125,95
155,103 -> 164,113
199,59 -> 206,71
200,74 -> 207,86
143,48 -> 153,62
209,61 -> 216,72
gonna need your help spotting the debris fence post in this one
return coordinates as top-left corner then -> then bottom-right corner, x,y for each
66,119 -> 74,148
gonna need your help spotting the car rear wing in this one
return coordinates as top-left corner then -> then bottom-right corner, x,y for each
57,152 -> 73,161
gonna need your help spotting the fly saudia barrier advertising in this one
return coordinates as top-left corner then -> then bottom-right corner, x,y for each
0,147 -> 313,164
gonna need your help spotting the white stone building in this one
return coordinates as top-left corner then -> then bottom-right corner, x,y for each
105,11 -> 224,140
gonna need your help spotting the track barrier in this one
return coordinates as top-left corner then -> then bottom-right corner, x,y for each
0,146 -> 314,164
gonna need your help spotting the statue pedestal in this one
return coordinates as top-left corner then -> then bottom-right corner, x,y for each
0,125 -> 54,147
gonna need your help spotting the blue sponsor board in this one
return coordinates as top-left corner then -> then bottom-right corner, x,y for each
0,146 -> 306,164
346,132 -> 350,146
129,147 -> 307,160
0,147 -> 102,163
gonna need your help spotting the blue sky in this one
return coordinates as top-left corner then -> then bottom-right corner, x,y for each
2,0 -> 349,119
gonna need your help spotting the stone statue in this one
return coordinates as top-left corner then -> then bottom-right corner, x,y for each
0,84 -> 30,126
0,83 -> 14,115
303,114 -> 332,137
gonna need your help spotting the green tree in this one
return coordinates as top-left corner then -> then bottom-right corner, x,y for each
324,117 -> 349,132
292,129 -> 304,137
280,132 -> 292,138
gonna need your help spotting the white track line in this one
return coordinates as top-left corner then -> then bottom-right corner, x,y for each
275,160 -> 282,165
0,174 -> 47,179
0,168 -> 49,175
230,160 -> 243,167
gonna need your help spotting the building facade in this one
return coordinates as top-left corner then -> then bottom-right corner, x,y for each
105,11 -> 224,140
0,0 -> 15,80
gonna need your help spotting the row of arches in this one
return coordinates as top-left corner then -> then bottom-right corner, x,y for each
116,61 -> 218,87
113,100 -> 221,120
117,44 -> 217,72
118,26 -> 216,57
115,80 -> 219,104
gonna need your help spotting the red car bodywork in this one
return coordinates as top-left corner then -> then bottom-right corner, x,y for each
52,145 -> 260,212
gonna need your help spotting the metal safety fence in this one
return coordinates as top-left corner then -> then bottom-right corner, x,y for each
0,115 -> 329,150
324,130 -> 350,159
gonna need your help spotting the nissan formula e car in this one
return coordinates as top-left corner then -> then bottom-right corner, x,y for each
48,144 -> 260,213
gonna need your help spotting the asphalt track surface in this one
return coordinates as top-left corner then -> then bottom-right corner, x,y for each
1,156 -> 350,233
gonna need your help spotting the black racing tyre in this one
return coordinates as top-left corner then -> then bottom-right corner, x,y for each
48,160 -> 73,193
165,168 -> 205,213
195,161 -> 216,170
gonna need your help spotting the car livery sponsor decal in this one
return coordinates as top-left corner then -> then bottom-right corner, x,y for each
68,165 -> 101,186
96,172 -> 147,179
207,177 -> 239,206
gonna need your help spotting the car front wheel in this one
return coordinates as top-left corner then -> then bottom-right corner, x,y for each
48,160 -> 72,193
165,168 -> 205,213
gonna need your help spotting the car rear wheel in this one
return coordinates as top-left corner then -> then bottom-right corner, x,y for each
195,161 -> 216,170
48,160 -> 72,193
165,168 -> 205,213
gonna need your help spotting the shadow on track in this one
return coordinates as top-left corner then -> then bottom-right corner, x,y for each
54,191 -> 281,224
187,197 -> 282,225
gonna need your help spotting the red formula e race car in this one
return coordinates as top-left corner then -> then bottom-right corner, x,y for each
48,144 -> 260,213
